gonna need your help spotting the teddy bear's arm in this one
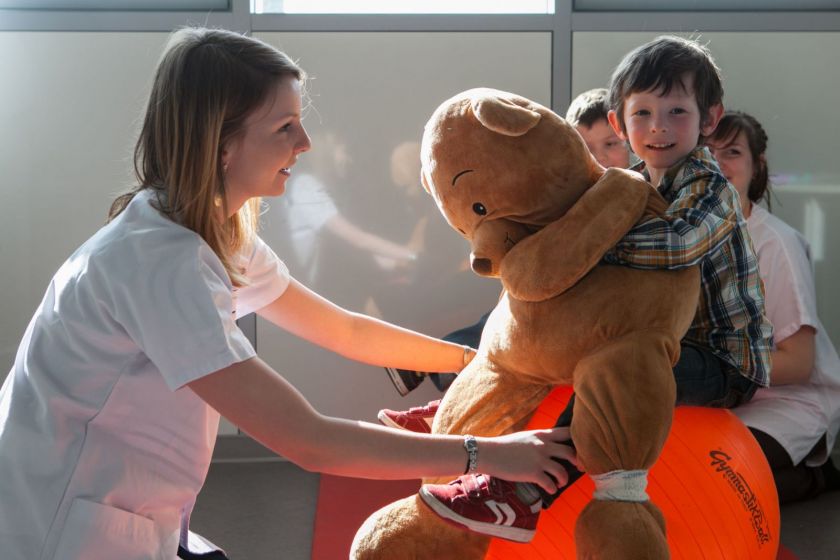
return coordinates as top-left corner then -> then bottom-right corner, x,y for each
499,167 -> 653,302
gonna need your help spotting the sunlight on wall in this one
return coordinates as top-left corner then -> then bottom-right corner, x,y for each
253,0 -> 554,14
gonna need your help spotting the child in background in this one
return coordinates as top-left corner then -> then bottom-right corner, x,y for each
566,87 -> 631,170
379,87 -> 632,428
707,110 -> 840,504
419,35 -> 773,543
0,27 -> 576,560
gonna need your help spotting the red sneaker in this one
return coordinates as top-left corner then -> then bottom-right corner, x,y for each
377,399 -> 440,433
419,474 -> 540,542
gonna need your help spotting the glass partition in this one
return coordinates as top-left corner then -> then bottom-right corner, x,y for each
253,0 -> 554,14
574,0 -> 839,10
253,31 -> 551,420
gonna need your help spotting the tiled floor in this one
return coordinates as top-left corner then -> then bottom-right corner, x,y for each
191,448 -> 840,559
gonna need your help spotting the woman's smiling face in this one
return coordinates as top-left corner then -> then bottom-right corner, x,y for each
222,76 -> 311,214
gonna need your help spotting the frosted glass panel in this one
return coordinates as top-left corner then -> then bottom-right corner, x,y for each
574,0 -> 837,10
0,32 -> 239,435
0,32 -> 162,373
254,31 -> 551,421
0,0 -> 228,9
573,31 -> 840,347
254,0 -> 554,14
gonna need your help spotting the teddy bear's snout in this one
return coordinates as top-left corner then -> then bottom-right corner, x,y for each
471,256 -> 493,275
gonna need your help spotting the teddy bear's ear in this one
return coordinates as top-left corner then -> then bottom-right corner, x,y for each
470,92 -> 541,137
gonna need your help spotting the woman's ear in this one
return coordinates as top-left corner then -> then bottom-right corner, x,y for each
220,143 -> 236,174
607,110 -> 627,141
701,103 -> 725,136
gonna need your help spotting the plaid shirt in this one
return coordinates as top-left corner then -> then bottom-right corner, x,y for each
604,146 -> 772,387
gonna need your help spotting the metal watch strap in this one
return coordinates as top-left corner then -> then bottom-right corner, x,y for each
462,345 -> 472,368
463,434 -> 478,474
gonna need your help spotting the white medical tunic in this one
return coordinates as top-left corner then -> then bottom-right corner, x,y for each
734,205 -> 840,465
0,189 -> 290,559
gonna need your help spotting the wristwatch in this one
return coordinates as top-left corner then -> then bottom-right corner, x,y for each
463,434 -> 478,474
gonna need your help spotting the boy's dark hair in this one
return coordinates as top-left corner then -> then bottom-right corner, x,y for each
608,35 -> 723,134
708,110 -> 771,210
565,88 -> 610,128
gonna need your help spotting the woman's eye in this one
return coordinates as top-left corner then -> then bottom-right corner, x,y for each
279,123 -> 292,133
472,202 -> 487,216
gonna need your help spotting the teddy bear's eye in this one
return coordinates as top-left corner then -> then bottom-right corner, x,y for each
472,202 -> 487,216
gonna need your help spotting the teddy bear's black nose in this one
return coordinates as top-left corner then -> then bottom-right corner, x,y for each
472,258 -> 492,275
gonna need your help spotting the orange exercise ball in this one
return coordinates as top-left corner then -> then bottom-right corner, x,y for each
486,386 -> 780,559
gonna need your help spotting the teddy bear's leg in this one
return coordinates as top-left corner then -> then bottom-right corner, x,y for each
432,359 -> 552,451
352,361 -> 552,560
350,495 -> 489,560
570,332 -> 677,560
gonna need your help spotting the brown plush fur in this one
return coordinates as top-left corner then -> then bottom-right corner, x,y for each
352,89 -> 700,559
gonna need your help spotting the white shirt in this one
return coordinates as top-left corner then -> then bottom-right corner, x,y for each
0,189 -> 289,559
734,205 -> 840,465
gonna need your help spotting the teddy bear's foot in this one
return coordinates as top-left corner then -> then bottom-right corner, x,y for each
574,499 -> 669,560
351,494 -> 491,560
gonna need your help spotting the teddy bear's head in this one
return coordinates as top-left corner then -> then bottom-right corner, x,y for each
420,88 -> 604,277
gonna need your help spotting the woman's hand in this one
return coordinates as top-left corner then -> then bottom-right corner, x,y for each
478,427 -> 582,493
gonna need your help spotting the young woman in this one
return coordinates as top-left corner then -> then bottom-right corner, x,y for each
0,27 -> 576,559
707,110 -> 840,504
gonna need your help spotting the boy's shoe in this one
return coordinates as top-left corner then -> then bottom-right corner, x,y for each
384,366 -> 425,396
419,474 -> 540,543
377,399 -> 440,433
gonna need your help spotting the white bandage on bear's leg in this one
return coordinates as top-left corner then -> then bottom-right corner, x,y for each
591,469 -> 649,502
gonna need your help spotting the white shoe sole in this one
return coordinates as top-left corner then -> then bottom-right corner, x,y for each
384,367 -> 413,396
376,410 -> 433,433
377,410 -> 405,430
418,487 -> 536,543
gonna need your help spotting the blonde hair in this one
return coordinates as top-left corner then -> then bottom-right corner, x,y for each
109,27 -> 304,286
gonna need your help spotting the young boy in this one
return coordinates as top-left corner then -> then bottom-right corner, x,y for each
380,88 -> 632,411
418,35 -> 773,542
566,87 -> 632,170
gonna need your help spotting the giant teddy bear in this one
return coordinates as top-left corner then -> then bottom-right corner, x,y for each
352,88 -> 700,559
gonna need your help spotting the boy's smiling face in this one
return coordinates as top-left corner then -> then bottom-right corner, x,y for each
609,74 -> 721,185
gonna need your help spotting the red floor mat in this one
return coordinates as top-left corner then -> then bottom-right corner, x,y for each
311,475 -> 420,559
776,544 -> 799,559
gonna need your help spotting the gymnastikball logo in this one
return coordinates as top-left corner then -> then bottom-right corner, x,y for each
709,450 -> 772,546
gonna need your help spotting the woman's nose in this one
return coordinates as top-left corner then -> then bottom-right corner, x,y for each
296,129 -> 312,154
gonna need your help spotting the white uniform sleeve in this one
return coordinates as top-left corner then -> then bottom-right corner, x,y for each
235,235 -> 291,317
759,227 -> 818,345
114,243 -> 256,390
